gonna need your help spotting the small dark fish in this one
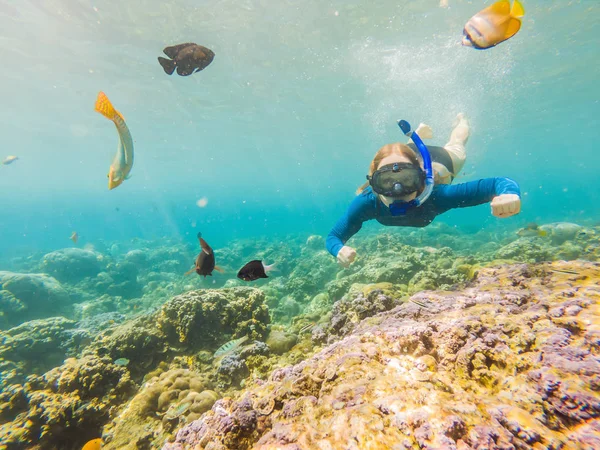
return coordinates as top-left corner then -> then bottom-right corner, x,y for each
185,232 -> 223,278
158,43 -> 215,76
237,260 -> 276,282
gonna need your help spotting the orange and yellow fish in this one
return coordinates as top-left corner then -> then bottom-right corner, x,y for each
94,92 -> 134,190
82,438 -> 102,450
462,0 -> 525,50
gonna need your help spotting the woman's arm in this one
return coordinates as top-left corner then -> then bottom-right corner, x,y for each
432,177 -> 520,211
326,193 -> 375,257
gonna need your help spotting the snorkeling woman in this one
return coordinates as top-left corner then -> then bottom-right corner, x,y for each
326,114 -> 521,267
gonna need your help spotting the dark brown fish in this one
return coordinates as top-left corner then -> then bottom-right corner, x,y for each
185,232 -> 223,277
158,43 -> 215,76
237,260 -> 276,282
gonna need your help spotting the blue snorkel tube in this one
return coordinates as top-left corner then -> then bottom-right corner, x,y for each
389,120 -> 435,216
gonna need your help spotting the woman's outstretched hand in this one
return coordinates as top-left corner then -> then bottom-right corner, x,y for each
491,194 -> 521,218
337,246 -> 357,268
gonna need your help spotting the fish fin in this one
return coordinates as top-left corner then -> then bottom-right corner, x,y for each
484,0 -> 511,16
176,66 -> 194,76
199,237 -> 213,255
504,17 -> 522,40
263,262 -> 278,273
184,268 -> 195,276
158,57 -> 176,75
95,92 -> 123,122
511,0 -> 525,18
214,266 -> 224,273
163,43 -> 195,59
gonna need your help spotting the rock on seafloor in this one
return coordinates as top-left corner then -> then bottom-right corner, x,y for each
163,261 -> 600,450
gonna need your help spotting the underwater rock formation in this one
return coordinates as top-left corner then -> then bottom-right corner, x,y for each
39,248 -> 105,282
0,271 -> 71,328
163,261 -> 600,450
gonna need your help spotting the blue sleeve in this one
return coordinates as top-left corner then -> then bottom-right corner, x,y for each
326,194 -> 375,257
432,177 -> 520,211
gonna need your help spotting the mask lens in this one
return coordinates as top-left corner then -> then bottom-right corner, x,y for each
371,164 -> 423,196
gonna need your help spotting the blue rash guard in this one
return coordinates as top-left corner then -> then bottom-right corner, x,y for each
326,177 -> 520,257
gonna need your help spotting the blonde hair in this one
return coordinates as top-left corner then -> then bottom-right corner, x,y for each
356,143 -> 421,195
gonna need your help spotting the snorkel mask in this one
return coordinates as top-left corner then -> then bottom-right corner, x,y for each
367,120 -> 434,216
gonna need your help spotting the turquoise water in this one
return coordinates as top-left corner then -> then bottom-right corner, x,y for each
0,0 -> 598,254
2,2 -> 600,449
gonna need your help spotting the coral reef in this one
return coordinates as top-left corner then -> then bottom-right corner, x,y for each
157,287 -> 270,346
0,317 -> 76,388
265,330 -> 297,355
326,285 -> 397,341
0,271 -> 71,328
163,261 -> 600,450
0,355 -> 136,450
0,286 -> 271,449
39,248 -> 106,282
102,368 -> 218,450
2,223 -> 600,450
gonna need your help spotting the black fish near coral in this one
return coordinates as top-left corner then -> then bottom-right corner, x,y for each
185,232 -> 223,277
237,260 -> 276,282
158,43 -> 215,76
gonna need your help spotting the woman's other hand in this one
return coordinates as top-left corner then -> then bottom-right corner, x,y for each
491,194 -> 521,218
337,246 -> 357,268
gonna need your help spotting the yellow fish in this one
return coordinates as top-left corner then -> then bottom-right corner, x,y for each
70,231 -> 79,244
462,0 -> 525,50
94,92 -> 134,190
82,438 -> 102,450
516,223 -> 548,238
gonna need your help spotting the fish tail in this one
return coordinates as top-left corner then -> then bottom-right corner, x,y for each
95,92 -> 124,122
214,266 -> 224,273
158,57 -> 176,75
511,0 -> 525,18
184,267 -> 195,276
264,262 -> 278,272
